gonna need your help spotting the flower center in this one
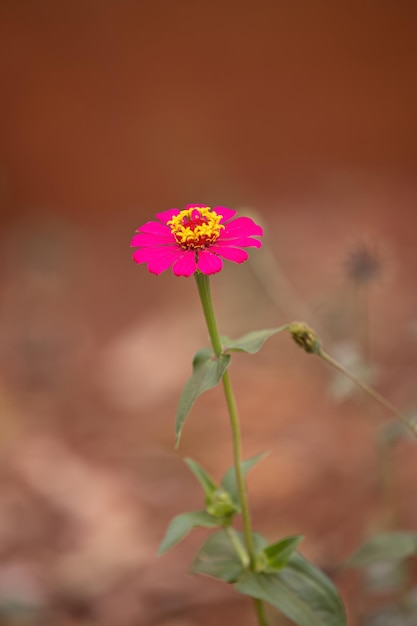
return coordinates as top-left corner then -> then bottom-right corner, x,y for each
167,207 -> 224,250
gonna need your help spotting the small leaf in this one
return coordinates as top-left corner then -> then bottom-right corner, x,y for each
263,535 -> 305,571
221,452 -> 268,507
175,348 -> 231,447
222,326 -> 288,354
235,553 -> 347,626
347,532 -> 417,567
192,530 -> 268,583
184,458 -> 218,498
158,510 -> 220,555
191,529 -> 244,583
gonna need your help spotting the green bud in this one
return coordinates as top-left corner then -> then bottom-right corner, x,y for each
206,488 -> 238,518
289,321 -> 321,354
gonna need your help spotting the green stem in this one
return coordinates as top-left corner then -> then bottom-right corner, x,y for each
195,271 -> 223,357
222,369 -> 256,562
254,598 -> 269,626
319,350 -> 417,439
225,526 -> 250,568
195,272 -> 268,626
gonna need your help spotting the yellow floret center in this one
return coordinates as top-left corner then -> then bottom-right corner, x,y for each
167,206 -> 224,250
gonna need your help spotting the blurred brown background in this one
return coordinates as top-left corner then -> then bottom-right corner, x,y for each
1,1 -> 417,624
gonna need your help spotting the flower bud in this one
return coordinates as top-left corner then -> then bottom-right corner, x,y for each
289,322 -> 321,354
206,488 -> 238,518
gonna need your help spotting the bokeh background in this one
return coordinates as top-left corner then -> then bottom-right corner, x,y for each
1,1 -> 417,624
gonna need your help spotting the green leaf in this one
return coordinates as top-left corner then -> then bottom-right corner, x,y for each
347,532 -> 417,567
158,510 -> 220,555
221,326 -> 288,354
192,530 -> 268,584
184,458 -> 218,498
191,529 -> 244,583
235,553 -> 347,626
175,348 -> 231,447
220,452 -> 268,507
263,535 -> 305,571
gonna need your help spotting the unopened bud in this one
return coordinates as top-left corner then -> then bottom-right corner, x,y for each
289,322 -> 321,354
206,489 -> 237,518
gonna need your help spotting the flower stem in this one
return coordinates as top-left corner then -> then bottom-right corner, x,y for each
221,369 -> 256,562
194,272 -> 223,358
319,350 -> 417,438
194,272 -> 268,626
254,598 -> 269,626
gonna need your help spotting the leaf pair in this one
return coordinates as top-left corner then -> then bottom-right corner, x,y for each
192,531 -> 303,582
175,327 -> 288,446
158,453 -> 267,555
192,530 -> 346,626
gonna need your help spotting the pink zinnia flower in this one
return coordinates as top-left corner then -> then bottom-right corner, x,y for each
131,204 -> 263,277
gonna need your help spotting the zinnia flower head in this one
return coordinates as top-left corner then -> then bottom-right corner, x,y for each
131,204 -> 263,276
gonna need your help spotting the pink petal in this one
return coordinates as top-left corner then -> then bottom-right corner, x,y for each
156,208 -> 180,223
212,206 -> 237,222
209,246 -> 249,263
137,221 -> 172,236
148,248 -> 182,275
131,232 -> 174,247
216,235 -> 262,248
197,250 -> 223,275
132,247 -> 162,264
132,246 -> 180,275
222,216 -> 263,237
172,250 -> 197,277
